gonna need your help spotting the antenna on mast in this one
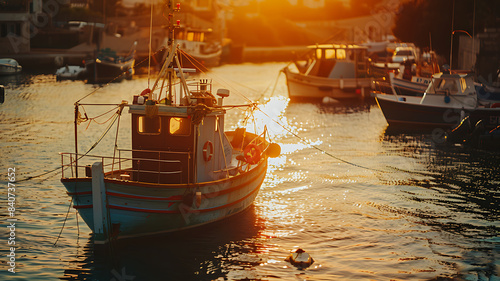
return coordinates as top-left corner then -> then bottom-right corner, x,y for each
449,0 -> 455,69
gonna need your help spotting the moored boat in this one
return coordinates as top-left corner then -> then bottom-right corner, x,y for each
86,45 -> 136,84
283,44 -> 372,102
170,25 -> 222,69
0,58 -> 22,75
375,71 -> 500,130
59,3 -> 280,243
85,55 -> 135,84
55,65 -> 87,81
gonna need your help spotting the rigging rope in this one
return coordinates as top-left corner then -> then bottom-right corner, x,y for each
249,72 -> 430,176
254,105 -> 391,174
178,49 -> 255,104
17,103 -> 125,182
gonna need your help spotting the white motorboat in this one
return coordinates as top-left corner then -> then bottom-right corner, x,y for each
0,58 -> 22,75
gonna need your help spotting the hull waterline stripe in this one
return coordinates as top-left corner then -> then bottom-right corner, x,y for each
71,164 -> 267,212
108,174 -> 264,214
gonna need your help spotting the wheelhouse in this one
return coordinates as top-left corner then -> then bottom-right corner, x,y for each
305,44 -> 369,79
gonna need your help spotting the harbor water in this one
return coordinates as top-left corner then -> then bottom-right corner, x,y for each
0,62 -> 498,280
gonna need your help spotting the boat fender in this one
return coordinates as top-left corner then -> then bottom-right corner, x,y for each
203,141 -> 214,161
243,144 -> 261,164
195,191 -> 202,208
0,85 -> 4,104
285,248 -> 314,268
265,143 -> 281,158
444,92 -> 451,103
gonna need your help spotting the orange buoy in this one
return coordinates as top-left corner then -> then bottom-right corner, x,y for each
265,143 -> 281,158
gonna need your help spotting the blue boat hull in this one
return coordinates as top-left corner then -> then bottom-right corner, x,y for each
61,159 -> 267,239
376,95 -> 500,129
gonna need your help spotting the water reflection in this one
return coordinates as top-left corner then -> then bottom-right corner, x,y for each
2,64 -> 499,280
317,99 -> 374,115
381,127 -> 500,280
0,72 -> 30,87
61,206 -> 267,281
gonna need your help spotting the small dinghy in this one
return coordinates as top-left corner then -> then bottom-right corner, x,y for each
55,65 -> 87,81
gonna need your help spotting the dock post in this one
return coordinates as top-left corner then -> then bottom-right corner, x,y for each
92,162 -> 109,244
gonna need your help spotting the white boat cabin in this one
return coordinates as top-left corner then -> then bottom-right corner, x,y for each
303,44 -> 369,79
425,72 -> 476,96
420,72 -> 477,108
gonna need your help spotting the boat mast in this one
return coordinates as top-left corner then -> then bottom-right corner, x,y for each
149,1 -> 192,104
167,0 -> 174,103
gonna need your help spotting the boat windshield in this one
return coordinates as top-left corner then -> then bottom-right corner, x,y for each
395,50 -> 414,56
434,78 -> 458,93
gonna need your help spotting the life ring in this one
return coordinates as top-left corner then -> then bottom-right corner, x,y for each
243,144 -> 261,165
203,141 -> 213,161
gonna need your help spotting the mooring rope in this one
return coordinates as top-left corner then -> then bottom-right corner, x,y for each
54,196 -> 74,246
251,72 -> 433,176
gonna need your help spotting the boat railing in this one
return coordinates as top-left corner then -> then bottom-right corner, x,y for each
60,149 -> 187,183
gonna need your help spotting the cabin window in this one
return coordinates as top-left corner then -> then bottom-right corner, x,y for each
316,49 -> 322,59
138,116 -> 161,135
336,49 -> 346,60
169,117 -> 191,135
325,49 -> 335,59
437,78 -> 457,92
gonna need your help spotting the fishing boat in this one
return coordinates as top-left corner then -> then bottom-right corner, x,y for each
372,51 -> 439,97
375,71 -> 500,129
373,72 -> 431,97
86,45 -> 136,84
282,44 -> 372,102
0,58 -> 22,75
59,3 -> 280,243
171,25 -> 222,69
389,52 -> 439,96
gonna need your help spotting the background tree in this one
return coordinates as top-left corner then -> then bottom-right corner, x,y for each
393,0 -> 500,65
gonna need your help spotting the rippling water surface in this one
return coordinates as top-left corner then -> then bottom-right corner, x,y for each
0,63 -> 498,280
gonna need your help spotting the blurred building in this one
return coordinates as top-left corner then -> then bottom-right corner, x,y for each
0,0 -> 43,53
